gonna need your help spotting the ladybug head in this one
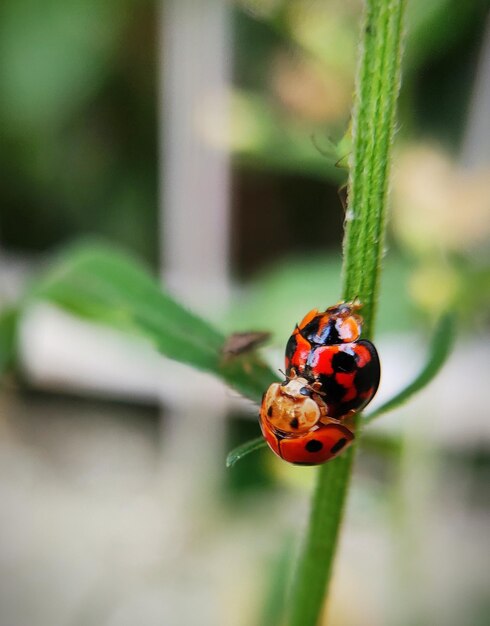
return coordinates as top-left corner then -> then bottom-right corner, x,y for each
260,376 -> 323,434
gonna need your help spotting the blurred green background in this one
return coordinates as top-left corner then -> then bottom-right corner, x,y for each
0,1 -> 489,625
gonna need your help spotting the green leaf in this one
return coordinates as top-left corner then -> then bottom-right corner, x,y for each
226,436 -> 266,468
365,312 -> 455,422
31,242 -> 278,404
0,307 -> 18,375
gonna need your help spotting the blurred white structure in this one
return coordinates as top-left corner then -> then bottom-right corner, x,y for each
462,15 -> 490,167
160,0 -> 231,313
157,0 -> 232,492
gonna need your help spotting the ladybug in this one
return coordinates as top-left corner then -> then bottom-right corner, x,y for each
285,301 -> 363,373
285,301 -> 380,419
303,340 -> 380,418
259,374 -> 355,465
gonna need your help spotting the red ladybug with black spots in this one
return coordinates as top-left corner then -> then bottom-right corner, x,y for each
285,301 -> 363,374
285,301 -> 380,419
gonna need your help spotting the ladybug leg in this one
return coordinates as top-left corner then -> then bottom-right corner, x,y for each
319,415 -> 342,426
349,297 -> 362,311
314,397 -> 330,420
310,381 -> 325,394
318,408 -> 357,425
340,410 -> 357,431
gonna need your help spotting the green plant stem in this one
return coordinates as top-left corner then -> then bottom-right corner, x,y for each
343,0 -> 405,335
287,2 -> 406,625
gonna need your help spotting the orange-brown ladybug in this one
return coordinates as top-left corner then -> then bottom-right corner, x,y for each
259,301 -> 380,465
259,373 -> 355,465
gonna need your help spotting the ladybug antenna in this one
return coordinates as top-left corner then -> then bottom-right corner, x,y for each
279,366 -> 298,382
278,368 -> 290,382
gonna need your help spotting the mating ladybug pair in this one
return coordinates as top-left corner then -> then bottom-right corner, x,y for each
260,301 -> 380,465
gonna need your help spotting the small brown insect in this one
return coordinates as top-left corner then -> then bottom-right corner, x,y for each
221,331 -> 271,361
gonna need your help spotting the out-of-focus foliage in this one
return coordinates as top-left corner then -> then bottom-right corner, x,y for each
232,0 -> 488,173
0,0 -> 124,129
221,90 -> 347,181
0,0 -> 488,295
393,146 -> 490,257
404,0 -> 486,71
226,255 -> 419,341
31,242 -> 277,403
365,312 -> 456,422
0,0 -> 157,260
0,308 -> 18,376
391,144 -> 490,316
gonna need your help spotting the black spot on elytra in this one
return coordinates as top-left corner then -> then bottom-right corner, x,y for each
322,341 -> 381,418
300,318 -> 320,337
305,439 -> 323,453
317,375 -> 345,403
289,417 -> 299,429
315,374 -> 355,419
267,406 -> 273,417
330,437 -> 348,454
285,333 -> 298,371
332,350 -> 356,373
354,366 -> 374,393
353,341 -> 380,394
302,318 -> 340,346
